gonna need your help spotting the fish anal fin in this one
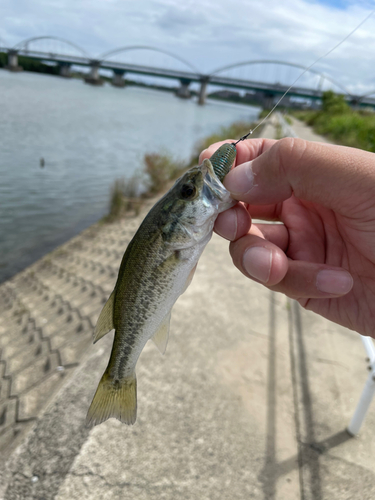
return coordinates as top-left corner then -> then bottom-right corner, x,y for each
86,371 -> 137,426
152,312 -> 171,355
93,290 -> 115,344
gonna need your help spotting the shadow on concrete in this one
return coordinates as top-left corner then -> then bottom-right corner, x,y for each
258,292 -> 277,499
258,297 -> 354,500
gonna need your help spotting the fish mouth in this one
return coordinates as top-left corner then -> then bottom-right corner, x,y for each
201,159 -> 236,212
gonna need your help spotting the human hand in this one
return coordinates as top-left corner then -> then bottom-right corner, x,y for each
200,138 -> 375,338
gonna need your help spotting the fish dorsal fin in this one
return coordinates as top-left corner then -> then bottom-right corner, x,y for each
93,290 -> 115,344
152,312 -> 171,355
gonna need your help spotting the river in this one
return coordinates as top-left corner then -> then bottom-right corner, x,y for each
0,70 -> 260,283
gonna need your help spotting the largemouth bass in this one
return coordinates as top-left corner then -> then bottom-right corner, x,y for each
87,147 -> 236,426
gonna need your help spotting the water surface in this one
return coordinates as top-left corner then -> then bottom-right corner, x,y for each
0,70 -> 259,282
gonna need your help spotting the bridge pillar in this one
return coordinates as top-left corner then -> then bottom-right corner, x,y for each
5,50 -> 23,72
112,69 -> 126,88
198,76 -> 209,105
176,78 -> 192,99
59,62 -> 72,78
84,60 -> 104,86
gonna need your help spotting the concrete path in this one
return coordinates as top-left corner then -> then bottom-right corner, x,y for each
1,118 -> 374,499
288,117 -> 332,143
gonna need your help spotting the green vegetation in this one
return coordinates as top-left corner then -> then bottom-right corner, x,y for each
104,177 -> 144,222
293,91 -> 375,152
144,152 -> 184,195
0,52 -> 7,67
0,52 -> 60,75
104,153 -> 184,222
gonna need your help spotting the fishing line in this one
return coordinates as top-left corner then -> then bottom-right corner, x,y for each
235,7 -> 375,144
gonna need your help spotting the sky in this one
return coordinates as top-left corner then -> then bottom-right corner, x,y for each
1,0 -> 375,95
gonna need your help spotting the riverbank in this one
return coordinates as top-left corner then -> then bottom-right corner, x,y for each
1,116 -> 375,499
0,116 -> 263,458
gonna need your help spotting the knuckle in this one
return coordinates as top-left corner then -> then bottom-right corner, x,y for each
275,137 -> 308,178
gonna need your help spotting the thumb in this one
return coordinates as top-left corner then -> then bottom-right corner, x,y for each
224,138 -> 375,213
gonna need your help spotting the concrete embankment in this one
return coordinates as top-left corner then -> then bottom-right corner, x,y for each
1,118 -> 374,499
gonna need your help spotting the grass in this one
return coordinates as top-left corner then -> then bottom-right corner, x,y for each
104,118 -> 263,223
291,91 -> 375,152
104,176 -> 144,223
144,152 -> 184,195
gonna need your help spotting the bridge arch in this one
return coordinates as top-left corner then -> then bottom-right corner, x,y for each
98,45 -> 199,74
210,60 -> 351,96
13,36 -> 90,58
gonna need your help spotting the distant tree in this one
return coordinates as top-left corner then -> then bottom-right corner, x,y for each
321,90 -> 349,114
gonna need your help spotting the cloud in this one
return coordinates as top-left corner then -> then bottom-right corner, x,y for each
1,0 -> 374,94
156,6 -> 208,32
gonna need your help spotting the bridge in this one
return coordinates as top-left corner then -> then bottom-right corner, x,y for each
2,36 -> 375,107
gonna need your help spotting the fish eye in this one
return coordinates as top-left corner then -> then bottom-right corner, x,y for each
180,183 -> 197,200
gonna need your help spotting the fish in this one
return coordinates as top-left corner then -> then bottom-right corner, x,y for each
86,150 -> 236,426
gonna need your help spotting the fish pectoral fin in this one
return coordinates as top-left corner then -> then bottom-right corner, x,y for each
152,312 -> 171,355
93,290 -> 115,344
182,264 -> 197,293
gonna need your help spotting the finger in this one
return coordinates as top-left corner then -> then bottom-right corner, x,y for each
229,234 -> 289,286
230,235 -> 353,298
199,138 -> 277,167
268,261 -> 353,299
214,203 -> 251,241
253,223 -> 289,251
223,137 -> 375,214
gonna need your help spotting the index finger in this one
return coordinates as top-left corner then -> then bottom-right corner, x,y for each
199,138 -> 278,167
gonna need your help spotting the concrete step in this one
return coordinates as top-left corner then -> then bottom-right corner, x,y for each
17,367 -> 73,421
59,335 -> 92,366
0,317 -> 32,345
42,310 -> 82,337
49,318 -> 92,351
10,352 -> 60,396
0,377 -> 11,402
33,304 -> 71,330
80,291 -> 106,318
0,424 -> 21,454
0,398 -> 17,431
0,307 -> 29,332
0,325 -> 40,353
5,339 -> 51,376
18,292 -> 64,317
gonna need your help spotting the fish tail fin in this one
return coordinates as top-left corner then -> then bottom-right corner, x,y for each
86,371 -> 137,426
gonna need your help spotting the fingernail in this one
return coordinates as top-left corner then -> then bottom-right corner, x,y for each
224,161 -> 254,195
243,247 -> 272,283
316,270 -> 353,295
215,209 -> 237,241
